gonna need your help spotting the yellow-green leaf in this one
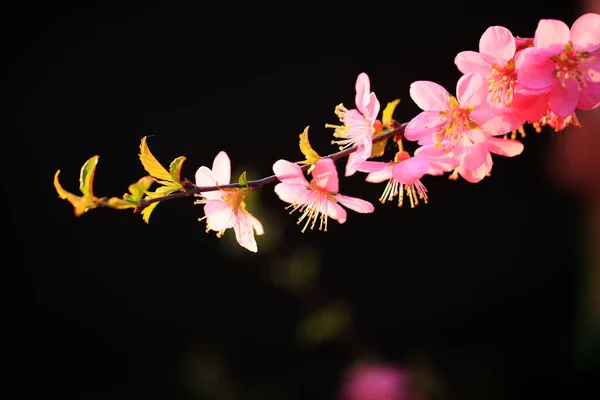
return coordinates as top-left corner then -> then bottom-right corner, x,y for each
238,171 -> 248,188
382,99 -> 400,126
78,155 -> 99,198
369,138 -> 389,158
54,170 -> 99,216
169,156 -> 186,184
298,126 -> 321,165
139,136 -> 176,184
105,175 -> 154,210
141,202 -> 160,223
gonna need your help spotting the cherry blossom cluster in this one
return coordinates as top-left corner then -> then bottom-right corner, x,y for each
55,14 -> 599,254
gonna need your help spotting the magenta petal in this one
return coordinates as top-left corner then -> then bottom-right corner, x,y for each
456,72 -> 488,107
549,79 -> 580,118
414,143 -> 452,157
479,25 -> 516,65
512,91 -> 549,123
517,48 -> 556,89
391,155 -> 429,184
577,83 -> 600,110
409,81 -> 450,111
458,154 -> 493,183
570,13 -> 600,53
455,51 -> 492,76
312,158 -> 339,193
534,19 -> 570,50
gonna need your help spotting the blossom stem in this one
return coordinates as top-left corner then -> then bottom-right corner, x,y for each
136,122 -> 407,212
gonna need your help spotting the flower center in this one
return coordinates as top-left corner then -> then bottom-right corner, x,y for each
489,58 -> 516,104
552,42 -> 594,88
436,96 -> 478,149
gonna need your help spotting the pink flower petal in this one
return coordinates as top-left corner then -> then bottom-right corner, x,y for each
325,200 -> 347,224
365,165 -> 393,183
577,82 -> 600,110
586,52 -> 600,83
479,25 -> 516,65
428,157 -> 459,175
570,13 -> 600,53
455,50 -> 492,76
273,159 -> 310,186
460,141 -> 489,170
512,91 -> 549,124
534,19 -> 571,50
247,214 -> 264,236
195,166 -> 223,200
212,151 -> 231,185
456,72 -> 488,107
458,153 -> 493,183
404,111 -> 445,144
549,79 -> 580,118
391,155 -> 429,184
312,158 -> 339,193
333,194 -> 375,214
409,81 -> 450,111
233,214 -> 258,253
356,160 -> 388,173
516,48 -> 557,89
363,92 -> 381,121
204,200 -> 234,231
487,137 -> 524,157
414,143 -> 452,157
469,105 -> 519,135
355,72 -> 371,115
274,183 -> 310,205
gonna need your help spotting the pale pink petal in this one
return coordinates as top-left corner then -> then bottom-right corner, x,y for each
391,155 -> 429,184
455,50 -> 493,76
404,111 -> 445,144
365,165 -> 394,183
312,158 -> 339,193
355,72 -> 371,114
577,83 -> 600,110
409,81 -> 450,111
516,48 -> 557,89
246,214 -> 264,236
363,92 -> 381,121
233,215 -> 258,253
457,153 -> 493,183
470,105 -> 520,135
325,200 -> 347,224
274,183 -> 310,205
479,26 -> 516,65
549,79 -> 580,117
195,166 -> 223,200
212,151 -> 231,185
204,200 -> 234,231
333,194 -> 375,214
428,157 -> 459,175
343,109 -> 368,126
273,159 -> 310,186
534,19 -> 571,49
456,72 -> 488,107
345,148 -> 371,177
414,143 -> 452,157
570,13 -> 600,53
356,161 -> 388,173
460,142 -> 489,170
487,137 -> 524,157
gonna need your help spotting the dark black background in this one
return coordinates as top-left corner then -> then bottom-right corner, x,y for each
4,2 -> 597,399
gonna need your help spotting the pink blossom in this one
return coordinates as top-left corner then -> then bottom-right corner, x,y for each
415,130 -> 524,183
339,363 -> 423,400
325,72 -> 381,176
356,150 -> 456,207
517,13 -> 600,117
195,151 -> 264,253
535,107 -> 581,132
272,158 -> 374,232
405,72 -> 519,170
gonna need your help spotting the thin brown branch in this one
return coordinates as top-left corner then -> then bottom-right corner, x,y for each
136,122 -> 407,212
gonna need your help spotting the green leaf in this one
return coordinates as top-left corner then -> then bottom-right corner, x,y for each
169,156 -> 186,184
139,185 -> 180,223
54,169 -> 99,216
78,155 -> 99,198
141,202 -> 160,223
105,175 -> 154,210
238,171 -> 248,188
